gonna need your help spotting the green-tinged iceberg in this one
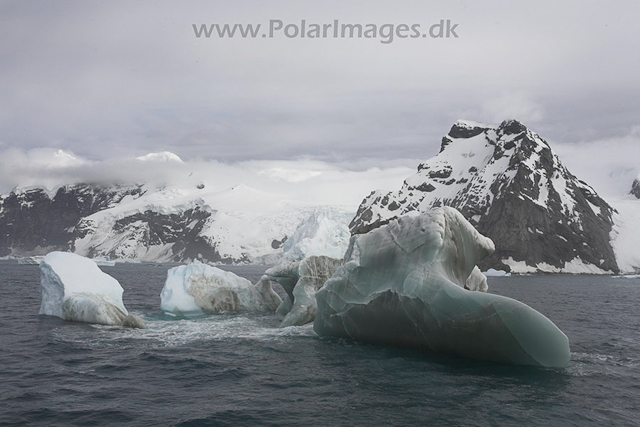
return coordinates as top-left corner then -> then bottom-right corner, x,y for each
314,207 -> 570,368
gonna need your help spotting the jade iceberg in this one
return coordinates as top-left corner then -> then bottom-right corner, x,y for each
314,207 -> 570,368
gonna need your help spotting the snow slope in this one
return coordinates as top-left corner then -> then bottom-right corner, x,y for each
610,196 -> 640,273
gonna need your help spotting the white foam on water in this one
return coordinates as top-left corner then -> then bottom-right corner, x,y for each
50,312 -> 316,349
568,351 -> 640,377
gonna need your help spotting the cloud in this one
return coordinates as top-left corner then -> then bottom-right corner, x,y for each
0,148 -> 418,208
0,1 -> 639,164
552,129 -> 640,199
481,92 -> 545,124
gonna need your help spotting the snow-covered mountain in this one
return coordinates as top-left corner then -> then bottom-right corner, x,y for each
0,182 -> 353,264
350,120 -> 621,274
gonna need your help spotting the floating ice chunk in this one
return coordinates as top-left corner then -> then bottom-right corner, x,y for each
92,256 -> 116,267
39,252 -> 144,328
18,256 -> 44,265
466,266 -> 489,291
265,255 -> 342,327
160,261 -> 281,317
483,268 -> 511,277
314,207 -> 570,368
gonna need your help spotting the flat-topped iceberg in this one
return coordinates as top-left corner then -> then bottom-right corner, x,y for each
483,268 -> 511,277
39,252 -> 144,328
314,207 -> 570,368
264,255 -> 342,327
160,261 -> 281,317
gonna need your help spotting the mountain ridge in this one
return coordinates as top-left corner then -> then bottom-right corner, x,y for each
0,182 -> 352,264
350,119 -> 619,274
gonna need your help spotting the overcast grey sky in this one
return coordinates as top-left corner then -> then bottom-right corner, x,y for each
1,0 -> 639,167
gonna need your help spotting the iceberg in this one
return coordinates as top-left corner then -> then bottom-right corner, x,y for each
314,207 -> 570,368
39,252 -> 144,328
18,256 -> 44,265
483,268 -> 511,277
160,261 -> 282,317
264,255 -> 342,327
92,255 -> 116,267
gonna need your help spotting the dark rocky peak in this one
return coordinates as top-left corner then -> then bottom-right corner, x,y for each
0,183 -> 147,256
349,119 -> 619,273
447,121 -> 490,139
498,119 -> 527,136
631,178 -> 640,199
440,121 -> 489,153
7,183 -> 146,218
440,120 -> 538,157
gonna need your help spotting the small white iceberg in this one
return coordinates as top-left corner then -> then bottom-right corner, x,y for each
92,256 -> 116,267
483,268 -> 511,277
160,261 -> 281,317
39,252 -> 144,328
18,256 -> 44,265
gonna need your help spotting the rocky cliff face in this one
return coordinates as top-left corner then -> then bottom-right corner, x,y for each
0,182 -> 351,264
0,183 -> 243,262
350,120 -> 619,274
75,204 -> 221,263
0,184 -> 144,257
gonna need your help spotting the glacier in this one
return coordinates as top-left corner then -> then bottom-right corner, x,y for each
264,255 -> 342,327
314,207 -> 571,368
39,252 -> 145,328
281,207 -> 352,262
160,261 -> 282,317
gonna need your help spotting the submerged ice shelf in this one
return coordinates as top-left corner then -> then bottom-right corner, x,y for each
314,207 -> 571,368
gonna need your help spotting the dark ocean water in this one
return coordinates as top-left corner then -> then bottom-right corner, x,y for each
1,262 -> 639,427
